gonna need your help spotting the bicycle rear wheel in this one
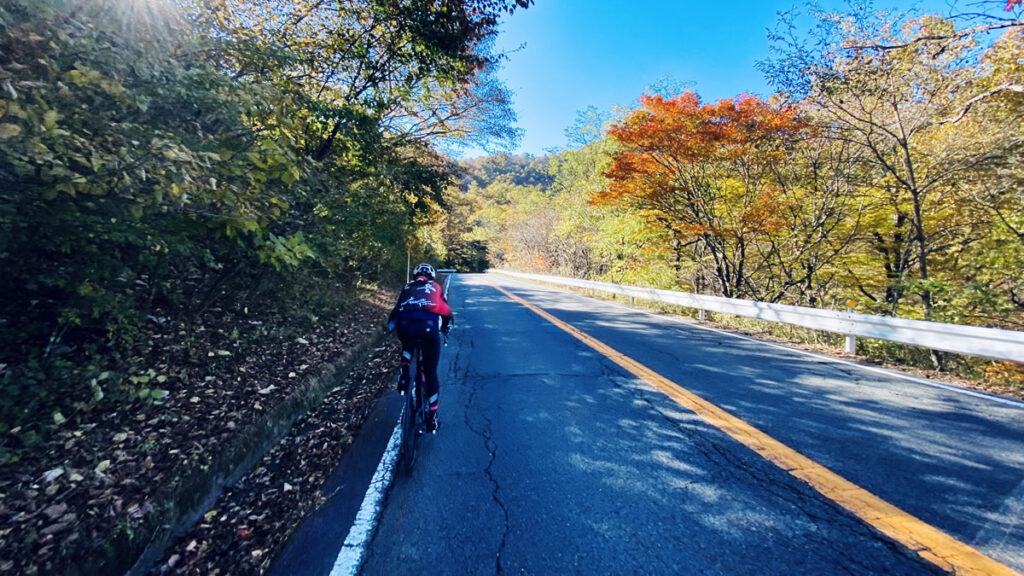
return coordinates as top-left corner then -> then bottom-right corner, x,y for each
398,371 -> 419,475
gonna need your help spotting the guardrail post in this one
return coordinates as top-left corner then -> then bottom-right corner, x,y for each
629,296 -> 635,306
698,309 -> 706,322
845,300 -> 857,355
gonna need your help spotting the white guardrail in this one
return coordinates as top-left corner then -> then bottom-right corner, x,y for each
437,268 -> 456,299
489,270 -> 1024,364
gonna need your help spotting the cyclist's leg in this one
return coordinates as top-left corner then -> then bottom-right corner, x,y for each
419,328 -> 442,424
396,326 -> 416,394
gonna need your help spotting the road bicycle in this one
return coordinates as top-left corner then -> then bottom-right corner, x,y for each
396,326 -> 454,475
397,341 -> 428,475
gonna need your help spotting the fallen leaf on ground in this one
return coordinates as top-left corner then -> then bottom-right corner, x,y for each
42,504 -> 67,520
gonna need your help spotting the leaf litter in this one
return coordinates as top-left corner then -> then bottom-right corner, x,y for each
0,289 -> 399,576
148,339 -> 398,575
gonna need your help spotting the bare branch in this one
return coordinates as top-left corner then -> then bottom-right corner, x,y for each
941,82 -> 1024,123
845,19 -> 1023,51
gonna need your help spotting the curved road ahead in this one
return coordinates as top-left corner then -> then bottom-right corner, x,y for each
278,273 -> 1024,575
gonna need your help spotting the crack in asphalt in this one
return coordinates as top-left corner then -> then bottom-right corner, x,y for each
456,334 -> 511,574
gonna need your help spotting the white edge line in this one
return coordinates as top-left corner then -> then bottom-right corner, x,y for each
499,276 -> 1024,410
329,413 -> 404,576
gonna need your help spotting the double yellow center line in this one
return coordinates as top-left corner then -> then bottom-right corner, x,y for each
490,283 -> 1019,576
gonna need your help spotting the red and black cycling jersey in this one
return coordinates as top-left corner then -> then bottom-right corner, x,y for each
388,277 -> 452,327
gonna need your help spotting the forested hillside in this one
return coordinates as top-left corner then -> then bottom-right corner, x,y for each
460,153 -> 554,190
453,3 -> 1024,381
0,0 -> 529,441
0,0 -> 528,573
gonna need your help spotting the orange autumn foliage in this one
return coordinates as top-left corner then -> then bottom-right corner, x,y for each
598,92 -> 804,237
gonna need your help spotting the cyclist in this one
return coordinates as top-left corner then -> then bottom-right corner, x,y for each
387,263 -> 453,433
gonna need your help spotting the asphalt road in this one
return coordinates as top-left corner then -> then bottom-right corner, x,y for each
280,273 -> 1024,575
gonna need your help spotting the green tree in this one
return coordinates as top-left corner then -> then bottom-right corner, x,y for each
0,0 -> 530,439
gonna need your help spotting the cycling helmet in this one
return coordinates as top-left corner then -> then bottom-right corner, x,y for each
413,263 -> 435,281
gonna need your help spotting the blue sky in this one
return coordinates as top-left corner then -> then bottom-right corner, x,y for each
467,0 -> 957,157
